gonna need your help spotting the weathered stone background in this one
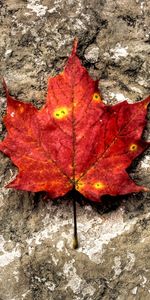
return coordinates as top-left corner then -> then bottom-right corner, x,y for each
0,0 -> 150,299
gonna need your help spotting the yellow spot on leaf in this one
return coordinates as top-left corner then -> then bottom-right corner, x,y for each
53,107 -> 69,120
94,181 -> 105,190
92,93 -> 102,103
129,144 -> 138,152
19,106 -> 24,113
76,181 -> 84,190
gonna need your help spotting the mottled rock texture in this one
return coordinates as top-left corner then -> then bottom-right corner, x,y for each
0,0 -> 150,299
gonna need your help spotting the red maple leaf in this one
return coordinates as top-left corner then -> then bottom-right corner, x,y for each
0,40 -> 150,248
0,41 -> 150,202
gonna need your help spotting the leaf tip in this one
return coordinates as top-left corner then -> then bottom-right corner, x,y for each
72,38 -> 78,56
2,78 -> 8,95
142,186 -> 150,192
144,95 -> 150,109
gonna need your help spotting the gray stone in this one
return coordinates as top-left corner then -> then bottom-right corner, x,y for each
0,0 -> 150,299
84,44 -> 99,63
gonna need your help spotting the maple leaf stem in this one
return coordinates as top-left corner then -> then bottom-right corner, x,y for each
73,196 -> 78,249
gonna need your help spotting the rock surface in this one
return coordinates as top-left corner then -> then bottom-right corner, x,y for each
0,0 -> 150,299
